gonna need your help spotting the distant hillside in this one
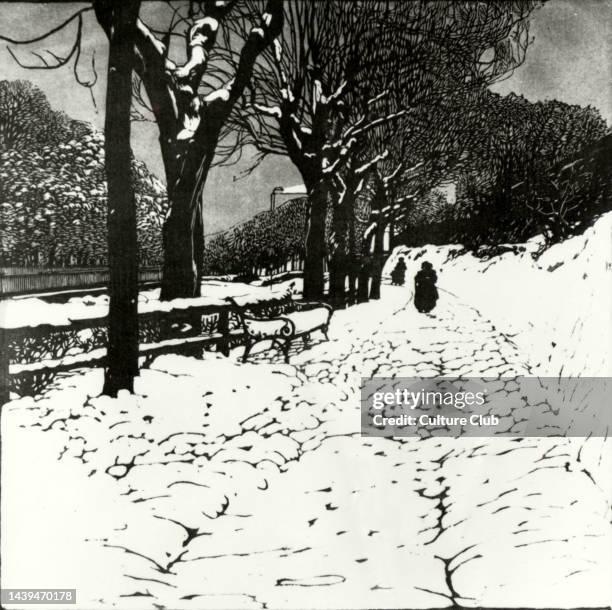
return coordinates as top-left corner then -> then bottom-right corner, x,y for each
0,80 -> 168,267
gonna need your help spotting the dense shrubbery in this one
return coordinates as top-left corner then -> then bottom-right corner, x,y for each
0,80 -> 85,151
395,94 -> 610,253
203,198 -> 307,276
6,78 -> 603,270
0,80 -> 168,267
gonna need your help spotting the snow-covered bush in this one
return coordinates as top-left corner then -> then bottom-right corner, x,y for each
0,80 -> 168,266
202,197 -> 307,275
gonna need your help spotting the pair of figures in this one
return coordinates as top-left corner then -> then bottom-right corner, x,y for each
391,258 -> 438,313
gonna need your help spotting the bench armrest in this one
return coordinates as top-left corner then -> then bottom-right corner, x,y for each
281,307 -> 331,335
243,316 -> 294,340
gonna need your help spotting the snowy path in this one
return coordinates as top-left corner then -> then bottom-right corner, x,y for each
2,286 -> 610,609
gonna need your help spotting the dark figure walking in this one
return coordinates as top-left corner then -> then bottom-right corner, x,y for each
390,257 -> 407,286
414,261 -> 438,313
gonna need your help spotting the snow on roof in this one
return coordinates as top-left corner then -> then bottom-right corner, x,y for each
281,184 -> 307,194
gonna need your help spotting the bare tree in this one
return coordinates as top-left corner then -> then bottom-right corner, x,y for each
1,1 -> 284,300
360,103 -> 480,301
226,0 -> 541,301
226,1 -> 408,299
130,0 -> 284,299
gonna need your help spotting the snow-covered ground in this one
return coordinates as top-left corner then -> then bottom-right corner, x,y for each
384,212 -> 612,377
2,216 -> 611,609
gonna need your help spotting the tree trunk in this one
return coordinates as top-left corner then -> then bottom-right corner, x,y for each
389,212 -> 396,251
194,202 -> 205,284
347,263 -> 358,304
328,180 -> 352,308
303,178 -> 328,301
100,0 -> 141,397
328,252 -> 347,308
347,194 -> 358,305
369,220 -> 386,300
368,176 -> 389,301
160,195 -> 198,300
160,143 -> 213,300
357,262 -> 370,303
47,244 -> 55,267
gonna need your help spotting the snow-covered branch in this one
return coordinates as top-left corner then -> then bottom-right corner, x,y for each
395,192 -> 417,206
205,0 -> 284,115
272,39 -> 295,104
351,108 -> 410,140
356,150 -> 389,175
383,162 -> 404,187
328,80 -> 348,103
252,103 -> 282,118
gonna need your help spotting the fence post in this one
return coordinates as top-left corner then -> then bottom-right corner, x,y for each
217,307 -> 230,357
0,328 -> 9,405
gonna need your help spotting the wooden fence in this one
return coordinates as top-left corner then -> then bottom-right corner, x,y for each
251,255 -> 305,279
0,266 -> 162,296
0,293 -> 295,404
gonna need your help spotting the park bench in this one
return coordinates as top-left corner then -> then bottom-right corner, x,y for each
226,297 -> 333,363
0,287 -> 335,401
0,288 -> 299,402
